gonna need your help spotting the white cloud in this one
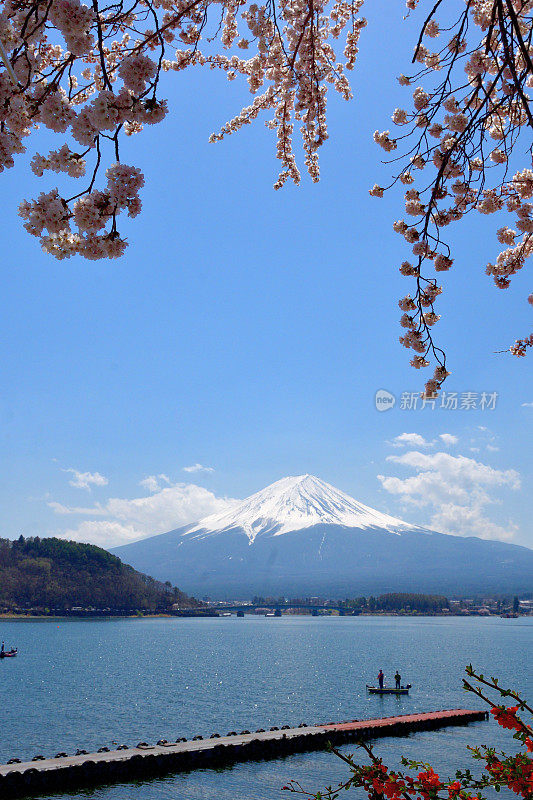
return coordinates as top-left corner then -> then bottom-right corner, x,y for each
378,450 -> 520,541
50,481 -> 236,547
48,502 -> 106,516
390,433 -> 433,448
521,402 -> 533,408
139,474 -> 171,493
63,468 -> 108,491
429,504 -> 518,543
182,463 -> 215,474
470,426 -> 499,453
391,432 -> 459,449
62,520 -> 142,548
439,433 -> 458,446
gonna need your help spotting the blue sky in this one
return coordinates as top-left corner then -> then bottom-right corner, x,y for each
1,0 -> 531,551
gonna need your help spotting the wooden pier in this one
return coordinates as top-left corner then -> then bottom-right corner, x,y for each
0,709 -> 488,798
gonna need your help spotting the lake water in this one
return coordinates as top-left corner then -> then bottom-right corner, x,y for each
0,615 -> 531,800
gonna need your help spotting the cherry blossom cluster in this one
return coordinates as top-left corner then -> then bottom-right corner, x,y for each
18,163 -> 143,259
167,0 -> 367,188
510,333 -> 533,356
369,0 -> 533,394
0,0 -> 366,258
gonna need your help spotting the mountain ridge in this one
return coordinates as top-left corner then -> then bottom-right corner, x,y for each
113,475 -> 533,598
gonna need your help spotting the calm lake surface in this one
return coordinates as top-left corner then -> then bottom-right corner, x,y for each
0,615 -> 531,800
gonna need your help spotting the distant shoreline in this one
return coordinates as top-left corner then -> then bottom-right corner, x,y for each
0,611 -> 525,620
0,613 -> 176,620
0,611 -> 213,620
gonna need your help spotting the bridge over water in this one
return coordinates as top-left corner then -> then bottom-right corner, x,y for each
199,604 -> 361,615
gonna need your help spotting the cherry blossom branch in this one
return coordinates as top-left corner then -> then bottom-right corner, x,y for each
1,0 -> 366,258
371,0 -> 533,395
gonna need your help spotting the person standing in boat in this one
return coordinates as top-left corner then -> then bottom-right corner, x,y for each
395,671 -> 401,689
0,642 -> 4,655
378,669 -> 384,689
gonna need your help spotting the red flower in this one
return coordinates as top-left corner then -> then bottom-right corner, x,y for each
415,768 -> 443,798
448,780 -> 462,797
383,775 -> 406,799
490,706 -> 521,731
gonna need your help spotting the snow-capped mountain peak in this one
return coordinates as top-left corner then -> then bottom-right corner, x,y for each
185,474 -> 415,543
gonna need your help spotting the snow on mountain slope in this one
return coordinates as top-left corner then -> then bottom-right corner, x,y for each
112,473 -> 533,598
185,474 -> 419,542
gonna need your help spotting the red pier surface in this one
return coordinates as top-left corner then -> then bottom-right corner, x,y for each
0,709 -> 488,799
322,708 -> 485,732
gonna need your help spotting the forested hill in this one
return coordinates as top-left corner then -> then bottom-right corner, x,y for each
0,536 -> 198,613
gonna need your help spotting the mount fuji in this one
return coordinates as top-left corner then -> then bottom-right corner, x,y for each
113,475 -> 533,598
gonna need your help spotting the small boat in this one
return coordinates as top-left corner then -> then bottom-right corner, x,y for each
367,684 -> 411,695
0,648 -> 17,659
